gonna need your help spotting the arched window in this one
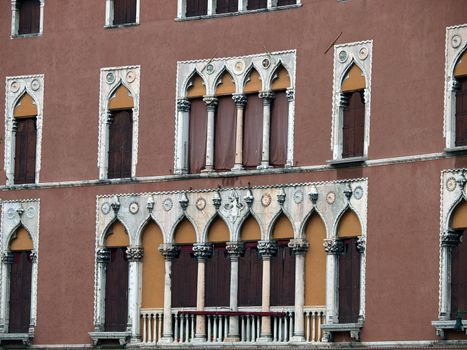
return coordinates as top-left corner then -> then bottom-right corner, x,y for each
107,85 -> 134,179
17,0 -> 40,35
13,93 -> 37,184
186,0 -> 208,17
454,50 -> 467,146
243,69 -> 263,169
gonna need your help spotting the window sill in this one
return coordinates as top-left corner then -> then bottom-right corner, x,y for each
89,331 -> 131,346
327,156 -> 367,167
176,4 -> 302,21
11,33 -> 41,39
432,319 -> 467,339
321,321 -> 364,341
444,146 -> 467,154
0,332 -> 34,346
104,22 -> 139,29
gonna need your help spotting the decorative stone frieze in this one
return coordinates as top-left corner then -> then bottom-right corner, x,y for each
193,243 -> 213,260
126,247 -> 144,262
96,248 -> 111,263
159,244 -> 180,261
226,241 -> 244,258
323,239 -> 344,255
288,238 -> 309,255
257,240 -> 278,257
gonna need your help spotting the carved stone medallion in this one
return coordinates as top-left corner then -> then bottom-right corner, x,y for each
234,60 -> 245,75
293,190 -> 304,204
31,79 -> 40,91
446,177 -> 457,192
26,206 -> 36,219
6,208 -> 16,219
451,34 -> 462,48
10,81 -> 20,93
354,186 -> 363,200
196,197 -> 206,211
326,191 -> 336,204
262,58 -> 271,69
106,72 -> 115,84
129,202 -> 139,214
126,70 -> 136,83
358,47 -> 369,60
338,50 -> 348,63
261,193 -> 272,207
101,202 -> 111,215
206,64 -> 215,75
163,198 -> 173,212
220,191 -> 245,223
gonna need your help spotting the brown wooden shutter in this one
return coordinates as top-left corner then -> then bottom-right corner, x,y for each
342,91 -> 365,158
216,0 -> 238,13
455,78 -> 467,146
243,94 -> 263,168
338,238 -> 360,324
14,118 -> 36,185
9,251 -> 32,334
104,248 -> 128,332
172,245 -> 197,307
189,98 -> 208,173
214,96 -> 236,171
238,242 -> 262,306
108,110 -> 132,179
277,0 -> 296,5
247,0 -> 267,10
205,244 -> 230,307
270,91 -> 288,167
18,0 -> 40,35
450,230 -> 467,319
186,0 -> 208,17
270,240 -> 295,306
113,0 -> 137,25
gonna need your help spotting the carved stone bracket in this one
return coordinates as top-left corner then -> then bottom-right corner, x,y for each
126,247 -> 144,262
96,248 -> 111,263
441,229 -> 462,248
193,243 -> 213,260
2,252 -> 14,264
226,241 -> 244,258
159,244 -> 180,261
212,191 -> 222,210
356,236 -> 366,254
257,240 -> 278,258
323,239 -> 344,255
179,193 -> 189,211
277,188 -> 286,206
111,197 -> 121,214
288,238 -> 309,255
177,98 -> 190,112
344,184 -> 353,200
244,189 -> 254,208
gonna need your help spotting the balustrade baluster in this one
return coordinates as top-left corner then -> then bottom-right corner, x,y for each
250,315 -> 254,342
241,316 -> 245,342
191,314 -> 195,342
317,312 -> 322,342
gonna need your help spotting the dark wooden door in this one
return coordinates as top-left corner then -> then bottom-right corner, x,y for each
14,118 -> 36,184
9,251 -> 32,333
104,248 -> 129,332
270,240 -> 295,306
186,0 -> 208,17
216,0 -> 238,13
338,238 -> 360,324
247,0 -> 267,10
243,94 -> 263,168
214,96 -> 236,171
270,91 -> 288,167
238,242 -> 262,306
455,78 -> 467,146
451,230 -> 467,319
18,0 -> 40,35
205,244 -> 230,307
108,110 -> 132,179
113,0 -> 137,25
342,91 -> 365,158
172,245 -> 197,307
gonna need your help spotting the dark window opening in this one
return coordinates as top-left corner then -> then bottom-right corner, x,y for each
338,238 -> 360,324
342,91 -> 365,158
247,0 -> 267,10
172,245 -> 197,307
243,94 -> 263,169
17,0 -> 40,35
277,0 -> 296,6
455,77 -> 467,147
113,0 -> 137,25
189,98 -> 208,173
216,0 -> 239,14
238,242 -> 262,306
205,243 -> 230,307
186,0 -> 208,17
14,118 -> 36,185
108,109 -> 132,179
214,96 -> 236,171
9,251 -> 32,334
451,230 -> 467,320
270,240 -> 295,306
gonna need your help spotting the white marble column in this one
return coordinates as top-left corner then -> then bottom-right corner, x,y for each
285,89 -> 295,168
356,236 -> 366,322
192,243 -> 213,342
232,94 -> 247,171
29,251 -> 38,333
323,239 -> 343,325
258,91 -> 274,169
257,240 -> 277,342
225,241 -> 244,341
95,248 -> 111,331
289,238 -> 309,342
0,252 -> 14,333
175,99 -> 190,174
159,244 -> 181,343
126,247 -> 144,342
203,97 -> 218,172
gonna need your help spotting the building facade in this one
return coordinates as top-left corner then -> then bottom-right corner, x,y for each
0,0 -> 466,348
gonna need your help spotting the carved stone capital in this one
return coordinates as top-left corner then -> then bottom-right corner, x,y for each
177,98 -> 191,112
193,243 -> 213,260
441,229 -> 462,248
106,112 -> 113,125
159,244 -> 180,261
288,238 -> 309,255
203,96 -> 218,111
29,251 -> 37,263
356,236 -> 366,254
323,239 -> 344,255
126,247 -> 144,262
232,94 -> 247,107
259,91 -> 275,104
286,89 -> 295,102
226,241 -> 244,258
257,240 -> 278,258
96,248 -> 111,263
2,252 -> 14,264
339,93 -> 349,108
12,119 -> 18,132
451,78 -> 461,92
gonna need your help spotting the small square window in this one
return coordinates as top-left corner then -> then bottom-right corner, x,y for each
106,0 -> 139,27
11,0 -> 43,37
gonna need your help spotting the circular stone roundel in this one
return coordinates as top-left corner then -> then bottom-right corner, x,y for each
10,81 -> 20,93
326,191 -> 336,205
129,202 -> 139,214
26,207 -> 36,218
31,79 -> 40,91
293,190 -> 304,204
338,50 -> 348,63
6,208 -> 16,219
163,198 -> 173,212
261,194 -> 272,207
451,34 -> 462,48
106,72 -> 115,84
446,177 -> 457,192
126,71 -> 136,83
358,47 -> 369,60
101,202 -> 111,215
354,186 -> 364,200
234,60 -> 245,75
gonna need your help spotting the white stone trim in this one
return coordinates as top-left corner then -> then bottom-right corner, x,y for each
104,0 -> 140,27
443,24 -> 467,149
0,199 -> 40,336
331,40 -> 373,160
98,66 -> 140,180
4,75 -> 44,186
174,50 -> 296,174
11,0 -> 45,38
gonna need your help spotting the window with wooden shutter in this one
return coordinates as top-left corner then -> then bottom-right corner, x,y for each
14,118 -> 37,185
104,247 -> 129,332
108,110 -> 133,179
205,243 -> 230,307
270,240 -> 295,306
455,78 -> 467,146
270,91 -> 288,167
18,0 -> 40,35
113,0 -> 137,25
8,251 -> 32,334
247,0 -> 267,10
238,242 -> 262,306
172,245 -> 197,307
186,0 -> 208,17
243,94 -> 263,168
342,91 -> 365,158
189,99 -> 208,173
216,0 -> 238,14
450,230 -> 467,320
338,238 -> 360,324
277,0 -> 296,5
214,96 -> 236,171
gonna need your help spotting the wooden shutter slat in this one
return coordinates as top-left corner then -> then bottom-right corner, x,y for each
277,0 -> 296,5
18,0 -> 40,35
270,240 -> 295,306
338,238 -> 360,323
216,0 -> 238,13
172,245 -> 197,307
14,118 -> 36,184
186,0 -> 208,17
247,0 -> 267,10
205,244 -> 230,307
455,78 -> 467,146
238,243 -> 262,306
